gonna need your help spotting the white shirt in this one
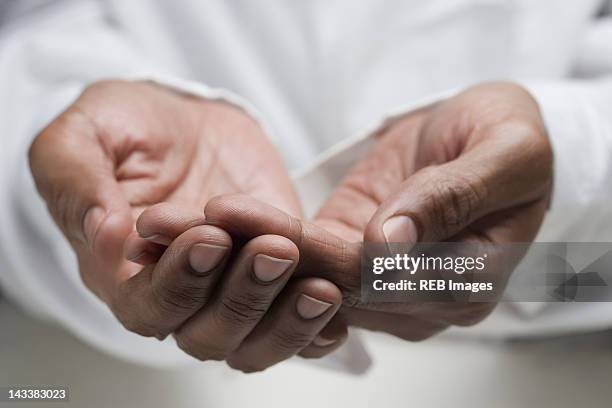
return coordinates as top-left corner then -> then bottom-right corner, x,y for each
0,0 -> 611,369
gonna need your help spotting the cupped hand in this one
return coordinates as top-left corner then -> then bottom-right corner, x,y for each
28,79 -> 310,338
123,203 -> 347,372
320,81 -> 553,337
203,82 -> 553,340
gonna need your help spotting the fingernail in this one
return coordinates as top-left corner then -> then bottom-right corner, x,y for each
188,244 -> 228,275
313,334 -> 337,347
383,215 -> 418,247
253,254 -> 293,282
142,234 -> 172,246
296,294 -> 332,319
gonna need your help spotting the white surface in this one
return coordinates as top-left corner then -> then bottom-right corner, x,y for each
2,299 -> 612,408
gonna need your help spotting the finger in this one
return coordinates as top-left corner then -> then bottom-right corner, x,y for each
298,315 -> 348,359
174,235 -> 298,361
113,224 -> 232,338
28,108 -> 133,295
136,202 -> 206,244
364,129 -> 553,246
412,201 -> 550,324
123,203 -> 207,265
204,194 -> 362,297
124,231 -> 166,265
226,278 -> 342,373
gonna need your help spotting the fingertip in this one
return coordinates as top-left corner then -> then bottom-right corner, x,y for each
135,202 -> 173,236
364,208 -> 395,244
300,318 -> 348,358
297,310 -> 348,359
136,202 -> 205,241
175,224 -> 233,251
124,231 -> 165,265
243,235 -> 298,283
245,234 -> 300,264
204,193 -> 251,217
296,278 -> 343,309
203,194 -> 288,238
318,320 -> 348,345
203,194 -> 251,232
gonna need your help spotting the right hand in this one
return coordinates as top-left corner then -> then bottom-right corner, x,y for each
200,85 -> 553,342
29,80 -> 344,370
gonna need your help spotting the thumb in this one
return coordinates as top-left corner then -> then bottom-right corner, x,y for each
29,109 -> 132,257
363,140 -> 546,247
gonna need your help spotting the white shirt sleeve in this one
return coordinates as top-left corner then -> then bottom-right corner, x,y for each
522,77 -> 612,231
295,9 -> 612,339
0,0 -> 204,367
492,10 -> 612,335
521,8 -> 612,242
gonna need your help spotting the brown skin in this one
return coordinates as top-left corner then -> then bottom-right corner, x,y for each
28,80 -> 344,373
193,82 -> 553,341
316,81 -> 553,337
30,80 -> 552,371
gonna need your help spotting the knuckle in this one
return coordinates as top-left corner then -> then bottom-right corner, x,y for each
81,79 -> 127,97
400,331 -> 436,342
517,122 -> 554,189
335,243 -> 361,296
299,349 -> 326,360
28,111 -> 96,239
269,325 -> 313,352
393,324 -> 443,342
491,118 -> 540,142
392,316 -> 447,342
341,292 -> 361,308
174,332 -> 227,361
28,130 -> 50,171
396,324 -> 448,343
153,283 -> 208,316
115,311 -> 159,338
287,213 -> 305,248
425,167 -> 487,237
216,292 -> 269,327
506,120 -> 554,200
226,358 -> 268,374
110,289 -> 169,338
302,229 -> 359,301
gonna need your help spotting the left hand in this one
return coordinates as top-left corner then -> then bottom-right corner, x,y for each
30,80 -> 345,372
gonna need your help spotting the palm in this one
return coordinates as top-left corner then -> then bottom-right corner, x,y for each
82,83 -> 301,218
315,110 -> 427,241
72,81 -> 300,296
317,95 -> 547,248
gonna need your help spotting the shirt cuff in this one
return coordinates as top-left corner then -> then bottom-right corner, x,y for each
519,80 -> 611,210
